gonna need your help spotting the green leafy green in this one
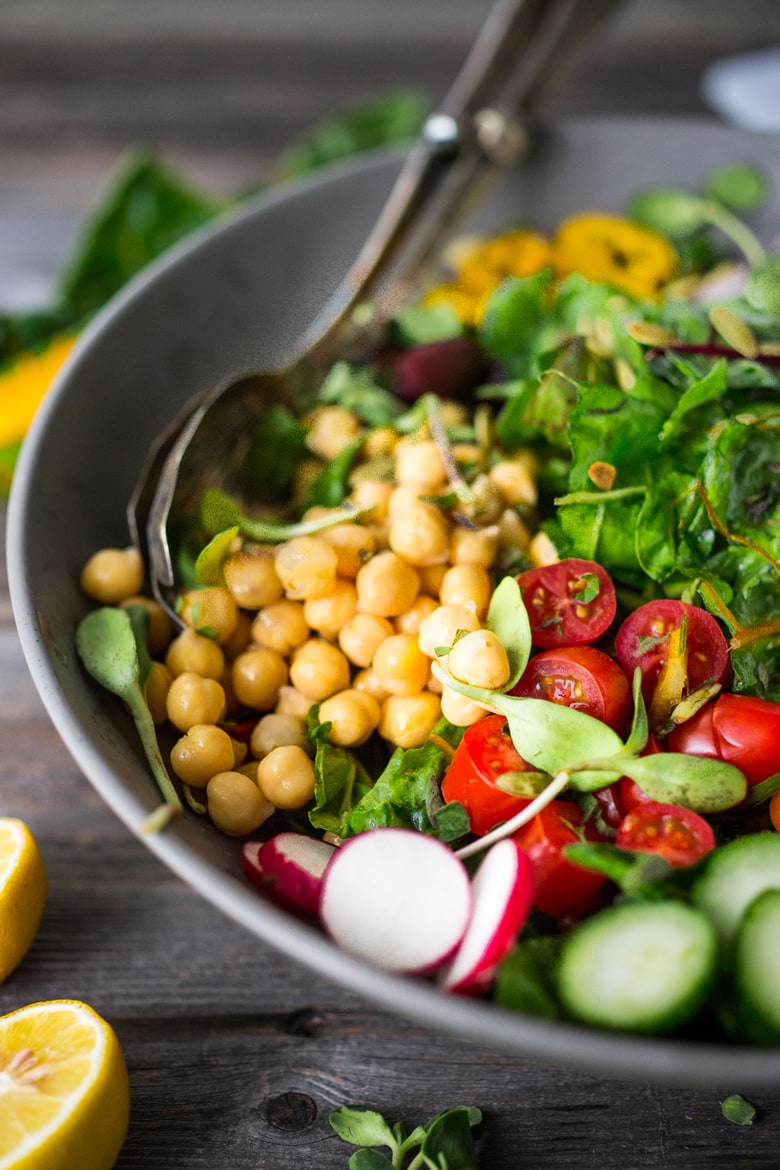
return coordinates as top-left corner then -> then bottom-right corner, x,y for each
75,607 -> 182,826
329,1104 -> 482,1170
720,1094 -> 757,1126
272,88 -> 427,182
58,150 -> 224,321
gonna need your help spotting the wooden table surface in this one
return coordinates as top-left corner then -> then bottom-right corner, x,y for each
4,3 -> 780,1166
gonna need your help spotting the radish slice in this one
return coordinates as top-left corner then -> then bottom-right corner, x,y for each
439,839 -> 534,995
242,832 -> 336,915
319,827 -> 472,975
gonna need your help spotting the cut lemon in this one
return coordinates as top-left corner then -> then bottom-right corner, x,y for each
0,819 -> 47,983
0,1000 -> 130,1170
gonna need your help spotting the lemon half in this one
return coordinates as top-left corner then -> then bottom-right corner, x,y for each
0,819 -> 47,983
0,1000 -> 130,1170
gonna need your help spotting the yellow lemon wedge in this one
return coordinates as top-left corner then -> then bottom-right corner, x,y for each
0,820 -> 47,983
0,1000 -> 130,1170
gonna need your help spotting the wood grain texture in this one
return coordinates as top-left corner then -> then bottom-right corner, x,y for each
3,3 -> 780,1166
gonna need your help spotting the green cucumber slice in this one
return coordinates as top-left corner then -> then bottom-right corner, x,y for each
691,833 -> 780,954
733,888 -> 780,1044
556,901 -> 717,1035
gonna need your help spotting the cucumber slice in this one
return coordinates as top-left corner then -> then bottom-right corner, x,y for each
733,888 -> 780,1044
556,901 -> 717,1034
691,833 -> 780,953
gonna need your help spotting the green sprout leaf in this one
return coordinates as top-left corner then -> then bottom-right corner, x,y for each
721,1094 -> 757,1126
329,1107 -> 399,1150
75,607 -> 182,825
485,574 -> 532,689
704,164 -> 769,214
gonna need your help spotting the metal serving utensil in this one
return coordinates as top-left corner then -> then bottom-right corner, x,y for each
129,0 -> 622,619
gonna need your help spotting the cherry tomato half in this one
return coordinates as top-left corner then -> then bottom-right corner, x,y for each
441,714 -> 537,836
513,799 -> 608,919
510,645 -> 632,734
615,599 -> 730,705
516,558 -> 617,649
667,692 -> 780,787
615,801 -> 715,868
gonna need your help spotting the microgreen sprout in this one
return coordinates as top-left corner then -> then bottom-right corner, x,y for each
329,1104 -> 482,1169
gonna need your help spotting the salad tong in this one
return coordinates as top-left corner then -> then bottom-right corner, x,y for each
130,0 -> 622,619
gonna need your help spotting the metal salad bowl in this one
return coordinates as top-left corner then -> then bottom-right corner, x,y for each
8,115 -> 780,1089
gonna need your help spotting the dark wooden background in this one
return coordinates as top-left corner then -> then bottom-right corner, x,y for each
3,2 -> 780,1166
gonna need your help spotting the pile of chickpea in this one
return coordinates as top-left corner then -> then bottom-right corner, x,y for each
79,401 -> 556,840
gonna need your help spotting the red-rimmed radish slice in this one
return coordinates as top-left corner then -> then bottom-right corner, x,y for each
241,832 -> 336,915
439,839 -> 534,994
319,828 -> 472,975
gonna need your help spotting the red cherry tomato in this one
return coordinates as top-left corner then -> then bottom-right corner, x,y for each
516,558 -> 617,649
616,734 -> 664,814
441,714 -> 537,836
667,692 -> 780,787
615,801 -> 715,868
509,645 -> 632,734
615,599 -> 730,704
513,800 -> 608,919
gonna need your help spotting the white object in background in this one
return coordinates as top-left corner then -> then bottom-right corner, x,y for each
702,45 -> 780,132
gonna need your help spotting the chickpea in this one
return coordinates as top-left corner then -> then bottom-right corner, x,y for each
250,712 -> 310,759
360,425 -> 398,460
387,483 -> 427,520
306,405 -> 362,460
458,473 -> 504,525
237,759 -> 260,784
378,692 -> 442,749
417,602 -> 480,659
275,535 -> 339,600
80,546 -> 144,604
426,668 -> 443,695
447,629 -> 510,690
144,661 -> 173,725
496,507 -> 533,551
165,627 -> 225,680
318,688 -> 381,746
166,672 -> 226,731
223,547 -> 284,609
221,609 -> 254,660
488,458 -> 538,507
207,770 -> 275,836
170,723 -> 237,788
293,457 -> 324,506
394,437 -> 447,489
449,524 -> 499,568
416,562 -> 448,599
120,594 -> 173,658
178,586 -> 240,646
440,685 -> 489,727
338,612 -> 394,668
372,633 -> 430,697
438,563 -> 493,618
349,479 -> 393,522
320,522 -> 376,579
394,594 -> 439,637
388,501 -> 451,567
256,745 -> 316,809
452,441 -> 485,469
275,684 -> 314,720
251,599 -> 309,656
231,738 -> 249,767
289,638 -> 351,701
355,551 -> 420,617
304,578 -> 358,640
529,531 -> 560,567
352,667 -> 391,705
232,647 -> 288,712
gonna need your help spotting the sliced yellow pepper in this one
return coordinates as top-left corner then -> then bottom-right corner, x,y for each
552,212 -> 677,300
0,334 -> 76,448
